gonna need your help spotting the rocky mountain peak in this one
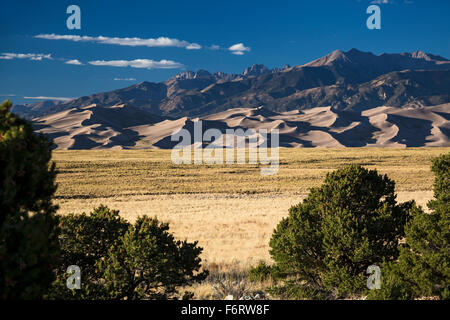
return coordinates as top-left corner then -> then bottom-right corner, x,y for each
408,50 -> 448,61
241,64 -> 270,77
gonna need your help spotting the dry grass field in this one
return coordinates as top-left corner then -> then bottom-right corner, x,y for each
52,147 -> 449,298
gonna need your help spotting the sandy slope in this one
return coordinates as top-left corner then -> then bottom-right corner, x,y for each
33,104 -> 163,149
33,103 -> 450,149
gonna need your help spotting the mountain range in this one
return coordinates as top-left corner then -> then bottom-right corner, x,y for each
11,48 -> 450,149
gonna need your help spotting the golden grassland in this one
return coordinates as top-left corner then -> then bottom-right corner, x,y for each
52,147 -> 449,298
53,147 -> 447,196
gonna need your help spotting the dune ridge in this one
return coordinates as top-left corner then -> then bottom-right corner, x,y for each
33,103 -> 450,149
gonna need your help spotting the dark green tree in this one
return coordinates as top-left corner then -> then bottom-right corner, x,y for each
49,205 -> 130,299
269,165 -> 414,299
51,206 -> 208,300
0,100 -> 60,299
102,216 -> 208,300
369,153 -> 449,300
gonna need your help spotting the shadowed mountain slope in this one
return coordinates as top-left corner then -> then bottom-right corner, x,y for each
13,49 -> 450,119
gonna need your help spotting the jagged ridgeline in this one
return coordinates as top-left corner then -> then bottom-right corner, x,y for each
12,49 -> 450,149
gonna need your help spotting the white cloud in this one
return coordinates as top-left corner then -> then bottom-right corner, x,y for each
186,43 -> 202,50
35,34 -> 202,50
209,45 -> 221,50
0,53 -> 52,61
24,96 -> 73,101
65,59 -> 83,65
228,43 -> 251,55
88,59 -> 184,70
229,43 -> 250,51
114,77 -> 137,81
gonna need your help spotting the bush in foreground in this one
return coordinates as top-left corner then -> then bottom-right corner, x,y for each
268,165 -> 414,299
368,153 -> 449,300
0,100 -> 60,299
249,261 -> 283,283
50,205 -> 129,299
51,206 -> 208,300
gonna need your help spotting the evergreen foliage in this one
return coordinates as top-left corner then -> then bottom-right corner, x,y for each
268,165 -> 414,299
0,100 -> 60,299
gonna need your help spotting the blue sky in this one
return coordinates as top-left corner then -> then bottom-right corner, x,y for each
1,0 -> 449,104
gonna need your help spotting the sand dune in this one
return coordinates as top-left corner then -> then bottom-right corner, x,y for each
33,104 -> 164,149
33,103 -> 450,149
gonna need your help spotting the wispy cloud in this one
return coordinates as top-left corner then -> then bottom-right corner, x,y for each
229,43 -> 251,55
65,59 -> 83,65
209,45 -> 221,50
35,34 -> 202,50
370,0 -> 392,3
88,59 -> 184,70
114,77 -> 137,81
368,0 -> 413,3
0,53 -> 52,61
24,96 -> 73,101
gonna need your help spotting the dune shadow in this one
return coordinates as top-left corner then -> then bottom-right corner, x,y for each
387,114 -> 434,147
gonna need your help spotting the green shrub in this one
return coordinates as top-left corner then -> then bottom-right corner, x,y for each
0,100 -> 57,221
430,152 -> 450,204
249,261 -> 273,282
51,206 -> 208,300
249,261 -> 283,282
269,165 -> 414,299
369,153 -> 450,300
49,205 -> 129,299
0,100 -> 60,299
103,216 -> 208,299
